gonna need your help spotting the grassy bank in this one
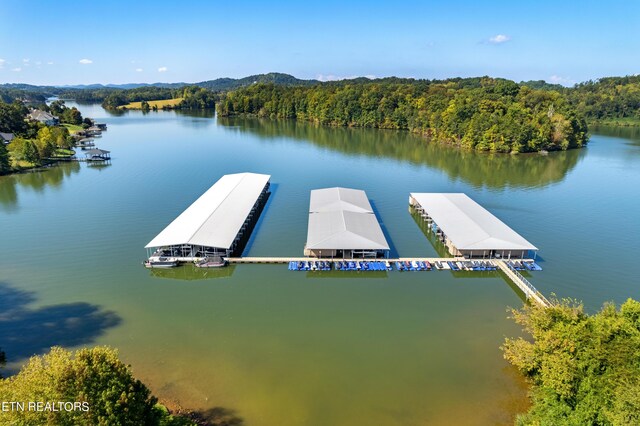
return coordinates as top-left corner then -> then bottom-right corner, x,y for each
588,117 -> 640,127
61,123 -> 84,133
120,98 -> 184,110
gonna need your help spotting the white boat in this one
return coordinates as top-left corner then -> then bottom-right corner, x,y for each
195,256 -> 227,268
144,256 -> 179,268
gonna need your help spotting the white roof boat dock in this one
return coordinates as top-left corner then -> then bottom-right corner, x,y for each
145,172 -> 270,259
304,187 -> 390,258
409,193 -> 537,259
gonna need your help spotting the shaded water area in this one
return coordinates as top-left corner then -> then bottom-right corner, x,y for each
1,105 -> 639,425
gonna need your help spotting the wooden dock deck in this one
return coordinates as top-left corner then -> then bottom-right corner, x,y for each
225,256 -> 551,307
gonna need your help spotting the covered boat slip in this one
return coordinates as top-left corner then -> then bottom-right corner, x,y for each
409,193 -> 537,259
304,187 -> 390,258
145,172 -> 270,260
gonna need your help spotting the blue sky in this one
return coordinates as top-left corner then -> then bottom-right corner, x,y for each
1,0 -> 638,86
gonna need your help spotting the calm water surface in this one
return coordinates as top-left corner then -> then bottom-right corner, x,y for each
1,104 -> 639,425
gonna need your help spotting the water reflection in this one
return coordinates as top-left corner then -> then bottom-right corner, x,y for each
149,264 -> 236,280
591,125 -> 640,156
99,107 -> 215,129
218,117 -> 585,190
0,282 -> 121,370
0,162 -> 80,211
591,125 -> 640,141
86,162 -> 112,172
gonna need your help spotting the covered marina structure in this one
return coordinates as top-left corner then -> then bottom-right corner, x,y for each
409,193 -> 537,259
304,187 -> 390,258
145,172 -> 270,261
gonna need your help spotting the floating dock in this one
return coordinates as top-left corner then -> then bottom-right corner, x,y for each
224,256 -> 549,306
409,193 -> 538,259
145,172 -> 270,261
144,186 -> 550,307
304,187 -> 390,258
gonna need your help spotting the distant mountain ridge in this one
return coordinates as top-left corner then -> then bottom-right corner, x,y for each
196,72 -> 320,91
57,82 -> 188,90
0,73 -> 319,93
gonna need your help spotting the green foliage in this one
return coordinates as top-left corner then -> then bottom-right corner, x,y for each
6,125 -> 72,167
0,346 -> 193,426
0,101 -> 28,135
99,86 -> 214,110
49,100 -> 84,125
567,76 -> 640,122
216,78 -> 589,152
0,142 -> 11,175
0,348 -> 5,378
197,72 -> 319,91
502,298 -> 640,425
22,140 -> 41,165
178,86 -> 216,109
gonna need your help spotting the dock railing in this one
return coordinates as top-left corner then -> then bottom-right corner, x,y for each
500,261 -> 551,307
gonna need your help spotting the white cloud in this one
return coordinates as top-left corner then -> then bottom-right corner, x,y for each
548,75 -> 574,86
316,74 -> 375,82
23,58 -> 30,63
0,58 -> 5,68
47,61 -> 54,65
79,58 -> 93,64
12,67 -> 21,72
488,34 -> 511,44
136,68 -> 143,72
158,66 -> 168,72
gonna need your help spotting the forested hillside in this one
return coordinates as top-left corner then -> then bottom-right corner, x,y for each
197,72 -> 319,91
568,75 -> 640,122
216,77 -> 589,153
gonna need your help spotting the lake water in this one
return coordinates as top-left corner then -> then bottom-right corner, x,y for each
1,104 -> 639,425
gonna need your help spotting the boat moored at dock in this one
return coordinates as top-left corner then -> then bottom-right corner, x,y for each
144,256 -> 179,268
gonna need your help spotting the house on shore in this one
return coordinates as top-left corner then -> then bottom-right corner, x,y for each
28,109 -> 59,126
0,132 -> 14,144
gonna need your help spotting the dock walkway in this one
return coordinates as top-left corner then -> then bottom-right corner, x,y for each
496,260 -> 551,307
226,256 -> 462,264
226,256 -> 551,307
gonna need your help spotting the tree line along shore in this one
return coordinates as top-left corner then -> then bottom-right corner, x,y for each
2,74 -> 640,163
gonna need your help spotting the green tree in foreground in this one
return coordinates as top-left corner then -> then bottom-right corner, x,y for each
0,346 -> 194,425
0,348 -> 5,378
502,298 -> 640,425
0,143 -> 11,175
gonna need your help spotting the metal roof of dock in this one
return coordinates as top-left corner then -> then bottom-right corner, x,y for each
306,187 -> 389,250
309,187 -> 373,213
410,193 -> 537,251
145,172 -> 270,249
306,210 -> 390,250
